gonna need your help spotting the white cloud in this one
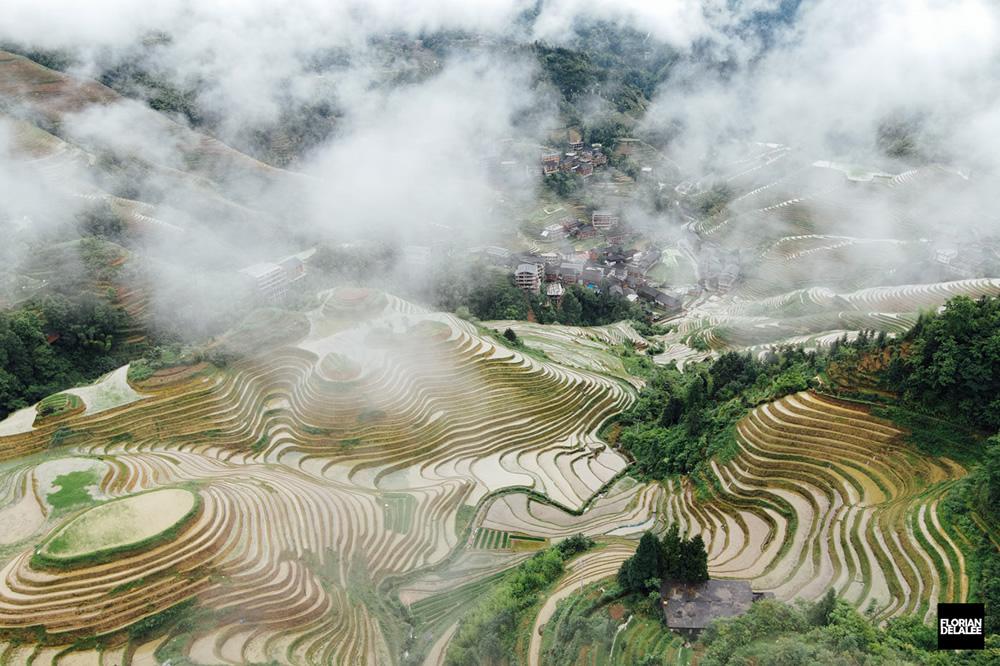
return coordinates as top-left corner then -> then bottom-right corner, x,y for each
641,0 -> 1000,171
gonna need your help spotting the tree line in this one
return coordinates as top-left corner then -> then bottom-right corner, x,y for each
617,525 -> 709,596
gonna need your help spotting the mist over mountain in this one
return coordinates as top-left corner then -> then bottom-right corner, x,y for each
1,2 -> 1000,665
0,0 -> 993,420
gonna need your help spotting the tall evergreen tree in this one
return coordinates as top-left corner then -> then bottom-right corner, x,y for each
660,523 -> 683,578
809,588 -> 838,626
629,531 -> 663,592
618,531 -> 663,593
684,534 -> 709,582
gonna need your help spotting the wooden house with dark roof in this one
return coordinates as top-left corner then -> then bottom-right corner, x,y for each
591,210 -> 619,230
717,262 -> 742,292
638,286 -> 683,313
546,281 -> 564,306
660,579 -> 773,634
606,229 -> 628,245
559,262 -> 584,284
575,223 -> 597,240
515,263 -> 541,294
559,218 -> 583,237
580,267 -> 604,287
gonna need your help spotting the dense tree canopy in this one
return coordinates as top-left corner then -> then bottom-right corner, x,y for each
617,526 -> 709,595
0,297 -> 128,419
445,535 -> 594,666
891,295 -> 1000,430
608,348 -> 823,479
700,593 -> 994,665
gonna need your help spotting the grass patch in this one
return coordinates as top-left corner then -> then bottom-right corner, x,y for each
383,493 -> 416,534
130,597 -> 197,642
870,405 -> 985,465
36,393 -> 83,419
300,424 -> 335,435
206,308 -> 310,365
455,504 -> 476,538
34,487 -> 200,568
357,408 -> 387,424
509,534 -> 549,552
108,577 -> 146,595
410,570 -> 510,645
319,352 -> 361,380
250,433 -> 270,453
46,469 -> 102,510
49,426 -> 82,448
472,529 -> 512,550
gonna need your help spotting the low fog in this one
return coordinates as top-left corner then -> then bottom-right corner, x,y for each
0,0 -> 997,337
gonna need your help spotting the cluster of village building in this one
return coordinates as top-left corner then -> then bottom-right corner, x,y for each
478,137 -> 610,182
485,210 -> 685,316
539,139 -> 609,179
696,242 -> 742,293
933,238 -> 997,279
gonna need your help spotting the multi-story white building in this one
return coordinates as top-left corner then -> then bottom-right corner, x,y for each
239,263 -> 289,303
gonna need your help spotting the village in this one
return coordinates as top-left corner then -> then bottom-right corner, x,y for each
230,136 -> 748,324
481,208 -> 686,320
474,135 -> 746,321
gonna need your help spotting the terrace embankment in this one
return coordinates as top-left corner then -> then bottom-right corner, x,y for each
659,391 -> 967,624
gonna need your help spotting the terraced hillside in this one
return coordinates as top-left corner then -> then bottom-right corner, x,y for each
0,108 -> 282,246
483,320 -> 648,388
658,147 -> 999,358
699,161 -> 979,251
658,391 -> 967,624
0,288 -> 643,665
0,51 -> 298,193
0,54 -> 310,328
663,278 -> 1000,355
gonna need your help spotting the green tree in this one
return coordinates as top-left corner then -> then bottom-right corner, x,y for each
894,296 -> 1000,429
808,588 -> 837,627
559,289 -> 582,325
983,438 -> 1000,516
536,45 -> 596,101
543,170 -> 581,197
618,531 -> 662,593
679,535 -> 709,583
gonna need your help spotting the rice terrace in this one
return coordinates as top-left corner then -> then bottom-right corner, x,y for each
1,3 -> 1000,665
0,282 -> 991,664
